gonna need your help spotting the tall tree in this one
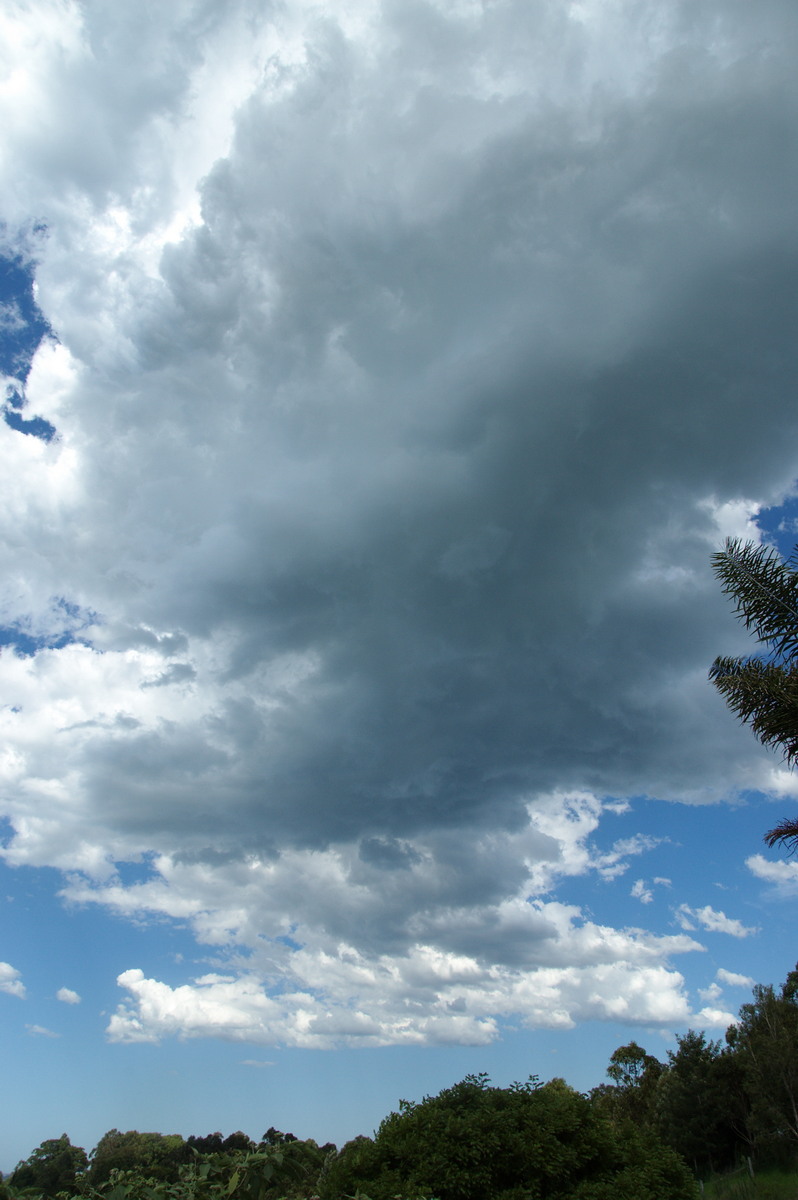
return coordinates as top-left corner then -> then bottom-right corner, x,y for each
710,537 -> 798,850
655,1031 -> 742,1176
727,965 -> 798,1164
594,1041 -> 664,1128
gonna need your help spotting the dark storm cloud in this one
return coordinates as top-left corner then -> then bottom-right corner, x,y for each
55,0 -> 798,854
3,0 -> 798,1041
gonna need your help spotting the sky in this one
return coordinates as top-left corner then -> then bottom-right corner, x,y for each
2,0 -> 798,1173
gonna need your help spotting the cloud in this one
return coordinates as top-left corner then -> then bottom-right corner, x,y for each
26,1023 -> 59,1038
0,961 -> 25,998
56,986 -> 81,1004
1,0 -> 797,1044
54,790 -> 703,1045
675,905 -> 758,939
108,953 -> 702,1048
716,968 -> 755,988
747,854 -> 798,895
631,876 -> 674,904
694,1006 -> 736,1029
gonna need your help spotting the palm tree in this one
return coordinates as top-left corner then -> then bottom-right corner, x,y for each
710,537 -> 798,853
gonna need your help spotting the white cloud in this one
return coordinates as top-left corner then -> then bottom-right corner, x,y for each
48,791 -> 700,1045
694,1006 -> 736,1029
108,952 -> 702,1048
716,968 -> 754,988
747,854 -> 798,895
56,986 -> 81,1004
26,1023 -> 59,1038
0,961 -> 25,998
676,904 -> 757,939
631,879 -> 653,904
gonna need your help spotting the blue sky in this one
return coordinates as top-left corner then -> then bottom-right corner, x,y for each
3,0 -> 798,1174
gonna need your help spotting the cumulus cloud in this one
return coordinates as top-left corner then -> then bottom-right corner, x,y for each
56,986 -> 81,1004
675,905 -> 758,939
747,854 -> 798,895
0,0 -> 797,1044
694,1006 -> 736,1029
108,952 -> 701,1048
0,961 -> 25,998
716,968 -> 754,988
57,791 -> 704,1044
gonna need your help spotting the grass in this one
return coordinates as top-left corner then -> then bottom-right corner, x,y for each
703,1168 -> 798,1200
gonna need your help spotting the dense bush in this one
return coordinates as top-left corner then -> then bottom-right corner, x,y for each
320,1073 -> 697,1200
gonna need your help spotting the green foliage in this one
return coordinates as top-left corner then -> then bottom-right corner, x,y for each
729,965 -> 798,1163
655,1031 -> 744,1175
318,1135 -> 395,1200
599,1041 -> 664,1127
710,538 -> 798,848
321,1073 -> 695,1200
72,1142 -> 320,1200
568,1127 -> 698,1200
88,1132 -> 186,1187
9,1135 -> 88,1198
704,1166 -> 798,1200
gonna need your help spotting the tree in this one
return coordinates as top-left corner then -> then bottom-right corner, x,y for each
591,1042 -> 664,1130
727,964 -> 798,1164
9,1134 -> 88,1197
88,1130 -> 186,1186
320,1073 -> 697,1200
655,1031 -> 742,1176
710,536 -> 798,849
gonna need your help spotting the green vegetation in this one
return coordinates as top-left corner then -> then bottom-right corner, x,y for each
703,1167 -> 798,1200
710,537 -> 798,849
5,964 -> 798,1200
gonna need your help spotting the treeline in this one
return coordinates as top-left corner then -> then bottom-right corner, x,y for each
591,962 -> 798,1177
4,963 -> 798,1200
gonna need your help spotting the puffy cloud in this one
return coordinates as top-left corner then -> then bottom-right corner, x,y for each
108,952 -> 701,1048
0,961 -> 25,998
58,791 -> 706,1045
747,854 -> 798,896
716,968 -> 755,988
694,1006 -> 736,1029
1,0 -> 797,1044
675,905 -> 758,939
56,986 -> 81,1004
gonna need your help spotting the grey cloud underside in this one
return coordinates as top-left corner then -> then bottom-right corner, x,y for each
59,10 -> 798,858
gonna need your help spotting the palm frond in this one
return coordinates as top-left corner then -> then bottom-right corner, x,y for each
711,538 -> 798,662
764,818 -> 798,856
709,655 -> 798,765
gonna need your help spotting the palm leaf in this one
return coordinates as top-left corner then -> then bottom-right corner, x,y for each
711,538 -> 798,662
